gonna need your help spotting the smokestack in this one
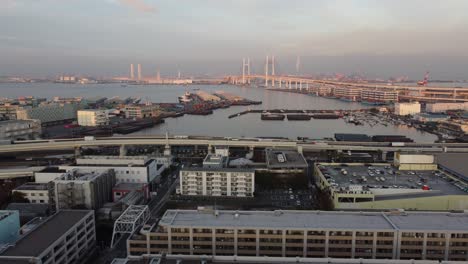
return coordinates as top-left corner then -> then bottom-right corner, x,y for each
137,64 -> 142,80
130,64 -> 135,80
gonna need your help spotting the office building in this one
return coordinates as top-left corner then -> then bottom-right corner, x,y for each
128,209 -> 468,261
0,210 -> 95,264
360,90 -> 398,104
53,169 -> 116,210
77,109 -> 109,127
0,119 -> 41,140
16,103 -> 78,125
394,102 -> 421,116
0,211 -> 20,244
314,162 -> 468,210
179,168 -> 255,197
59,156 -> 165,184
13,182 -> 51,204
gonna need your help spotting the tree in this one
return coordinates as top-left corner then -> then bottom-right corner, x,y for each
10,192 -> 29,203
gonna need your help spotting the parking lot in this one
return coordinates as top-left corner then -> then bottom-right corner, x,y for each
256,187 -> 315,209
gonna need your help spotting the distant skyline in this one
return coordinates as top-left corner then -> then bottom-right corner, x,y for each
1,0 -> 468,79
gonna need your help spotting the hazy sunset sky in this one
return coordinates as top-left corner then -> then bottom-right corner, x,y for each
1,0 -> 468,79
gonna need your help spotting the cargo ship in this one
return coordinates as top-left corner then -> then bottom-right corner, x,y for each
261,113 -> 285,121
287,114 -> 311,121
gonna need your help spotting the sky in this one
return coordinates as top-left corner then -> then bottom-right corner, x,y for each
1,0 -> 468,79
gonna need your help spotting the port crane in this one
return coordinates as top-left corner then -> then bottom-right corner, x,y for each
417,71 -> 429,86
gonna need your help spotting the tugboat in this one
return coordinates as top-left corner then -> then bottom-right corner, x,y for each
178,92 -> 193,103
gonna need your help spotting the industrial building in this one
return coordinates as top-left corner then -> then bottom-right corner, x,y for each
415,113 -> 449,123
13,182 -> 51,204
360,90 -> 398,104
0,119 -> 41,140
127,209 -> 468,261
0,211 -> 20,244
394,102 -> 421,116
59,156 -> 165,185
314,161 -> 468,211
53,169 -> 116,210
179,168 -> 255,197
16,103 -> 78,125
77,109 -> 109,127
0,210 -> 95,264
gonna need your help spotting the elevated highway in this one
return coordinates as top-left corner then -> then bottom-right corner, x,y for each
2,137 -> 468,155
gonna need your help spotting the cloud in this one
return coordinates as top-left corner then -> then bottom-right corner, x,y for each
119,0 -> 155,13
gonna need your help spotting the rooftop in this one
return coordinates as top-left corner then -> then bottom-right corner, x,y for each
55,169 -> 111,181
265,149 -> 308,169
0,210 -> 92,257
181,167 -> 255,173
157,209 -> 468,232
316,163 -> 467,196
75,155 -> 153,167
14,182 -> 49,191
436,153 -> 468,182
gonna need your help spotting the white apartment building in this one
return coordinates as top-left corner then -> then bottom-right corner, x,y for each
16,103 -> 78,125
394,102 -> 421,116
179,168 -> 255,197
77,109 -> 109,127
0,210 -> 96,264
0,119 -> 41,140
13,182 -> 50,204
59,156 -> 165,184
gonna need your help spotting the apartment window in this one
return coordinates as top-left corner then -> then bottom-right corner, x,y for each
39,193 -> 44,196
31,193 -> 35,196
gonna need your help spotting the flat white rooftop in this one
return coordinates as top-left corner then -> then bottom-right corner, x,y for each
158,209 -> 468,232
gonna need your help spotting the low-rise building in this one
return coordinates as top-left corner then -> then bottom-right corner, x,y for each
426,102 -> 468,113
77,109 -> 109,127
265,148 -> 308,171
0,210 -> 95,264
0,120 -> 41,140
314,162 -> 468,210
394,102 -> 421,116
112,183 -> 150,202
203,154 -> 227,169
59,156 -> 165,185
179,168 -> 255,197
53,169 -> 116,210
394,153 -> 437,171
127,209 -> 468,261
0,211 -> 20,244
16,103 -> 78,125
124,104 -> 160,119
13,182 -> 51,204
0,104 -> 22,120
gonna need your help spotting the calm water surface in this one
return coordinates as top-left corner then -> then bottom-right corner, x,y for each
0,83 -> 440,142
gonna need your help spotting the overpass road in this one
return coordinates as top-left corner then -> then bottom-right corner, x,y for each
2,137 -> 468,154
